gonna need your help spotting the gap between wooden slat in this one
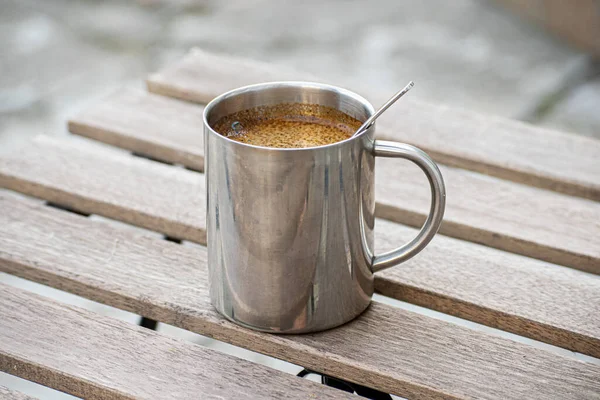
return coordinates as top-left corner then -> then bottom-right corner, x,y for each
4,268 -> 358,398
68,88 -> 204,172
0,136 -> 206,244
145,48 -> 600,201
68,95 -> 600,274
373,218 -> 600,357
1,195 -> 599,400
0,284 -> 352,400
1,137 -> 599,358
1,267 -> 304,378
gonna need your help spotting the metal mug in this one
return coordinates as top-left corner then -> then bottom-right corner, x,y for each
203,82 -> 446,333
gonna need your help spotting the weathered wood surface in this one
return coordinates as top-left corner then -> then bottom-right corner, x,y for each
147,48 -> 600,201
0,284 -> 352,400
68,101 -> 600,273
0,136 -> 206,244
1,195 -> 600,400
1,138 -> 599,356
69,88 -> 205,171
375,218 -> 600,357
0,386 -> 38,400
375,158 -> 600,274
68,89 -> 204,169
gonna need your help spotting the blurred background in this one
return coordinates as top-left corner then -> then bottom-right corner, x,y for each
1,0 -> 599,398
1,0 -> 599,155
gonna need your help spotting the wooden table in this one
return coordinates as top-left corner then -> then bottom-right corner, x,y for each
1,48 -> 599,400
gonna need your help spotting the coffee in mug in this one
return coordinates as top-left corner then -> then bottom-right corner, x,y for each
212,103 -> 362,148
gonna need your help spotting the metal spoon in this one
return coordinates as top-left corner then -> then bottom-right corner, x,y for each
351,81 -> 414,138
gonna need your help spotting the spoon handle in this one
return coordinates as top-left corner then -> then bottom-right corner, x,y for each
352,81 -> 414,138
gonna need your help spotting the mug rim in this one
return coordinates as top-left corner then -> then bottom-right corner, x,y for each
203,81 -> 376,152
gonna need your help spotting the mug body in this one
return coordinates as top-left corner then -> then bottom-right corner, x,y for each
204,82 -> 376,333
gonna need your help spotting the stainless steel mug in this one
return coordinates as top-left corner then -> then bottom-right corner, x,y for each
203,82 -> 446,333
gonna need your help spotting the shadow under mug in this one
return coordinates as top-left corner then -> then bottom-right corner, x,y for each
203,82 -> 446,333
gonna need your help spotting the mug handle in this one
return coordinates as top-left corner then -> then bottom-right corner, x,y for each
371,140 -> 446,273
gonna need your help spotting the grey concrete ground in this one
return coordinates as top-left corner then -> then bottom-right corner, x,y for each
1,0 -> 599,154
1,0 -> 599,398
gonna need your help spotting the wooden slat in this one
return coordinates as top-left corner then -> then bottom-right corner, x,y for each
0,136 -> 206,244
69,88 -> 206,170
374,219 -> 600,357
375,158 -> 600,273
147,48 -> 316,104
68,88 -> 205,171
68,96 -> 600,273
1,139 -> 599,356
0,386 -> 38,400
147,48 -> 600,201
0,284 -> 351,400
1,195 -> 599,400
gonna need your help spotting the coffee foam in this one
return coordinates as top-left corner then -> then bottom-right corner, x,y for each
212,103 -> 362,148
